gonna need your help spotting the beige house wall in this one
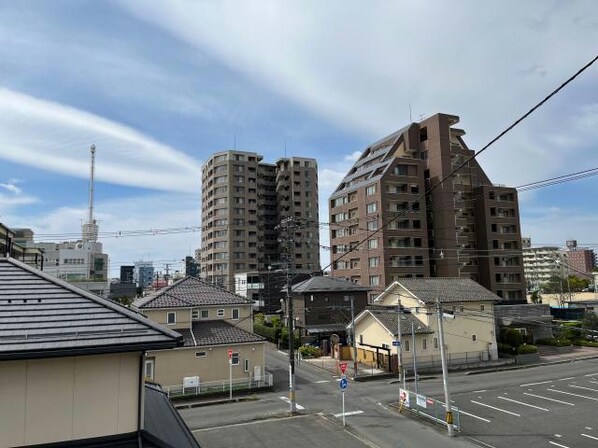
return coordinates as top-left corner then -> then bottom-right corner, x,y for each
148,342 -> 265,386
142,305 -> 253,332
0,352 -> 140,448
534,292 -> 598,307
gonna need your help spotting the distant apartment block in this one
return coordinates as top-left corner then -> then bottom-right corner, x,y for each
135,261 -> 155,289
201,150 -> 320,290
120,264 -> 134,283
329,113 -> 526,301
0,223 -> 43,269
522,241 -> 564,291
564,240 -> 595,280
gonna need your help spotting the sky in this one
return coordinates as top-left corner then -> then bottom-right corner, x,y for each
0,0 -> 597,277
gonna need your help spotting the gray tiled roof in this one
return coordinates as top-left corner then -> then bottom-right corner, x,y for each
0,258 -> 181,360
366,306 -> 433,336
396,278 -> 501,304
134,276 -> 253,309
178,320 -> 265,347
291,276 -> 371,293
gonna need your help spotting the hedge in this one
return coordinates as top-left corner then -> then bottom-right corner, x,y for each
516,344 -> 538,354
536,338 -> 572,347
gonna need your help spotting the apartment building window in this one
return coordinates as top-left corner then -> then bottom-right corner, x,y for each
167,312 -> 176,325
367,220 -> 378,231
368,239 -> 378,249
232,308 -> 240,320
217,309 -> 225,317
215,197 -> 227,205
215,186 -> 228,194
235,176 -> 244,183
366,202 -> 377,213
369,275 -> 380,286
366,184 -> 377,196
368,257 -> 379,268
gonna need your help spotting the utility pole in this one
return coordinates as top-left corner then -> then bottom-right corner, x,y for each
350,296 -> 358,378
396,298 -> 404,389
436,298 -> 454,436
411,320 -> 418,396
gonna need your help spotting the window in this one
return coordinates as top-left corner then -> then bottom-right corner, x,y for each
232,352 -> 239,365
422,338 -> 427,350
368,257 -> 379,268
217,309 -> 225,318
167,312 -> 176,325
232,308 -> 240,320
244,358 -> 249,372
201,309 -> 209,319
366,202 -> 377,213
480,305 -> 485,312
366,184 -> 377,196
144,359 -> 155,380
433,338 -> 439,349
359,334 -> 363,344
367,220 -> 378,231
404,339 -> 410,352
195,351 -> 207,358
192,309 -> 199,320
368,239 -> 378,249
369,275 -> 380,286
472,335 -> 477,342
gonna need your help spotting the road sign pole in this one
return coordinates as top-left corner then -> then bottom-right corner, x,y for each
342,390 -> 345,427
437,298 -> 454,437
228,348 -> 233,401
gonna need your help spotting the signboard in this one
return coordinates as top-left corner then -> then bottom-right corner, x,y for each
392,340 -> 401,347
399,388 -> 410,408
416,394 -> 427,408
228,349 -> 233,359
339,377 -> 348,391
183,376 -> 199,388
339,362 -> 348,374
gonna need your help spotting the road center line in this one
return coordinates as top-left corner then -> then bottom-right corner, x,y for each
549,441 -> 570,448
333,410 -> 364,418
523,392 -> 574,406
459,409 -> 491,423
569,384 -> 598,393
472,389 -> 487,393
279,396 -> 305,410
558,377 -> 575,381
470,400 -> 521,417
587,380 -> 598,385
520,380 -> 553,387
497,396 -> 549,411
581,433 -> 598,441
584,373 -> 598,377
547,388 -> 598,402
314,380 -> 330,383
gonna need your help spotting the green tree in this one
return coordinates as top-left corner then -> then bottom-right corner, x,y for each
530,290 -> 542,304
582,313 -> 598,331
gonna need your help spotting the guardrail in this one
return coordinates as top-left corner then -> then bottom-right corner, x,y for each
164,372 -> 273,398
399,388 -> 460,431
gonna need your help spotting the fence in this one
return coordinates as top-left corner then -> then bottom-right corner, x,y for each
399,388 -> 460,431
164,372 -> 273,398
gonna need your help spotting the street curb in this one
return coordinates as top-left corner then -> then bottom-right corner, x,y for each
465,354 -> 598,375
174,396 -> 258,410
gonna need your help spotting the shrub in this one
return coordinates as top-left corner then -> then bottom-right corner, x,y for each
572,339 -> 598,348
536,338 -> 572,347
254,322 -> 277,341
500,328 -> 524,348
299,345 -> 320,358
497,343 -> 516,354
516,344 -> 538,354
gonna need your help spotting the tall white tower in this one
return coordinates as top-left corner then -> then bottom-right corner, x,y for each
82,144 -> 99,243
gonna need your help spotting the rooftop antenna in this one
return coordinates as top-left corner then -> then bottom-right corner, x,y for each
284,140 -> 287,158
409,103 -> 413,122
82,144 -> 98,243
234,134 -> 237,150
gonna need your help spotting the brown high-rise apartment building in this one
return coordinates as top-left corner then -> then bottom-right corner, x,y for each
201,150 -> 320,290
329,113 -> 526,302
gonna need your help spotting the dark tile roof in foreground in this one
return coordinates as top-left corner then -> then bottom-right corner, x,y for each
291,276 -> 372,293
178,320 -> 265,347
366,306 -> 433,336
144,383 -> 201,448
395,278 -> 501,304
0,257 -> 182,361
134,276 -> 253,309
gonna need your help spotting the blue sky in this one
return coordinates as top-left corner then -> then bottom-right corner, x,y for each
1,0 -> 597,276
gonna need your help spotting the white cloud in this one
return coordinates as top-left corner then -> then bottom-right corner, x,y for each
0,181 -> 22,195
0,178 -> 37,209
343,151 -> 362,163
0,87 -> 200,192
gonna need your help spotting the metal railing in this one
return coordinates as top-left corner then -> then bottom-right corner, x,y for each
399,388 -> 461,431
164,372 -> 273,398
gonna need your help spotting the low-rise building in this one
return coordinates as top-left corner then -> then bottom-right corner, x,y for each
133,276 -> 267,390
0,257 -> 199,448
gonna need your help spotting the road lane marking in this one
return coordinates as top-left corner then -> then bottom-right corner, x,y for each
470,400 -> 521,417
520,380 -> 553,387
587,380 -> 598,385
555,434 -> 562,438
279,396 -> 305,410
523,392 -> 574,406
585,427 -> 593,430
314,380 -> 330,383
465,436 -> 497,447
497,396 -> 549,411
333,410 -> 364,418
584,373 -> 598,377
549,441 -> 570,448
569,384 -> 598,393
581,433 -> 598,441
547,388 -> 598,402
459,409 -> 491,423
472,389 -> 487,393
558,377 -> 575,381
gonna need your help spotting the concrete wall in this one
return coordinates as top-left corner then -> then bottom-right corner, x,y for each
148,342 -> 265,386
143,305 -> 253,332
0,352 -> 140,448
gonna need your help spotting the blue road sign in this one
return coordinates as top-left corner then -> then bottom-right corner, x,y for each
339,377 -> 348,391
392,340 -> 401,347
